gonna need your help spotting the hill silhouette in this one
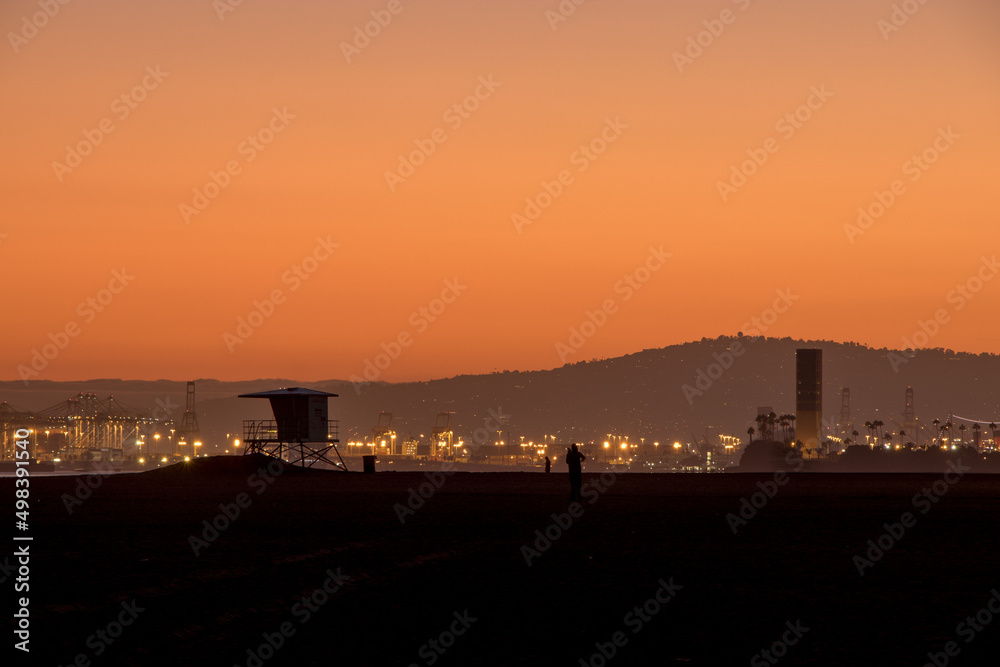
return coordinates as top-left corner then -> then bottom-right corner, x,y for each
2,337 -> 998,447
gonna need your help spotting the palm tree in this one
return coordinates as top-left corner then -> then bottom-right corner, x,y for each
767,412 -> 778,441
958,423 -> 967,446
747,426 -> 755,443
972,423 -> 981,451
787,414 -> 796,442
864,421 -> 873,446
898,429 -> 906,448
779,415 -> 790,443
851,430 -> 859,448
873,420 -> 884,441
755,414 -> 767,441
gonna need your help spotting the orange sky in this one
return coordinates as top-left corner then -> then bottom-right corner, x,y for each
2,0 -> 999,382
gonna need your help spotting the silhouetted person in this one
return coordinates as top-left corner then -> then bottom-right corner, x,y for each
544,456 -> 551,473
565,444 -> 586,501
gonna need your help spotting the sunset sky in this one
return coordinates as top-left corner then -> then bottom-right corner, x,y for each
2,0 -> 999,382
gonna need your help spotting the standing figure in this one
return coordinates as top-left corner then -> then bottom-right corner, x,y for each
565,444 -> 586,502
544,456 -> 551,473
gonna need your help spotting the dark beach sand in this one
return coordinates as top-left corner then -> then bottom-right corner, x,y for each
9,457 -> 1000,666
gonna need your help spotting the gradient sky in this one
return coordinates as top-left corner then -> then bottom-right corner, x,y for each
2,0 -> 999,382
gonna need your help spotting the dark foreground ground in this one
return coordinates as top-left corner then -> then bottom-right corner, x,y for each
6,456 -> 1000,666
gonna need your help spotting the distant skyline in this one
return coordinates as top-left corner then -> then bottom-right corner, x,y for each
2,0 -> 999,382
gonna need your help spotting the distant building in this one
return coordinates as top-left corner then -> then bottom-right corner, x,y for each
901,386 -> 918,447
836,387 -> 852,440
796,349 -> 822,456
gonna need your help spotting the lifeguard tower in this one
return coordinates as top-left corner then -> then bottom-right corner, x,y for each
238,387 -> 347,470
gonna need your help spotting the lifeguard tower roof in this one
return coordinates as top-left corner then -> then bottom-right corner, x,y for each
237,387 -> 338,399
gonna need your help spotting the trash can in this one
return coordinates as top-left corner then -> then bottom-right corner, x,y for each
362,455 -> 377,474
